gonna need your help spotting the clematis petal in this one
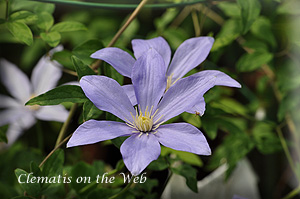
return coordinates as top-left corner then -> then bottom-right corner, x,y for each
31,55 -> 62,96
155,123 -> 211,155
35,105 -> 68,122
185,96 -> 206,115
6,113 -> 36,146
122,84 -> 137,106
91,47 -> 135,78
167,37 -> 214,81
131,49 -> 167,112
185,70 -> 240,115
120,133 -> 160,175
155,74 -> 217,122
0,108 -> 30,126
80,75 -> 135,123
0,94 -> 21,108
67,120 -> 133,148
190,70 -> 241,89
132,36 -> 171,71
0,59 -> 32,103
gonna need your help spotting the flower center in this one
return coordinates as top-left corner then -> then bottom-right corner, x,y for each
126,105 -> 164,135
27,94 -> 40,111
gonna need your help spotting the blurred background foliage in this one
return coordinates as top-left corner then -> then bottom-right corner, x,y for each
0,0 -> 300,198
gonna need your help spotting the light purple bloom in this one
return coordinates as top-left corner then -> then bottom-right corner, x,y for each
91,36 -> 241,116
67,49 -> 218,175
0,47 -> 69,146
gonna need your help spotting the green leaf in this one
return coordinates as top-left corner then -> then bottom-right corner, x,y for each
36,12 -> 54,31
217,2 -> 241,18
72,56 -> 96,80
242,39 -> 269,51
33,2 -> 55,14
210,98 -> 248,116
148,156 -> 169,171
0,125 -> 8,143
208,132 -> 255,178
111,136 -> 127,149
73,39 -> 104,66
171,164 -> 198,193
252,122 -> 281,154
162,27 -> 189,49
51,21 -> 87,33
42,149 -> 64,177
154,8 -> 178,31
237,0 -> 261,34
26,85 -> 87,106
15,169 -> 41,197
181,112 -> 201,128
250,16 -> 276,48
278,93 -> 300,121
52,50 -> 74,70
70,162 -> 96,192
83,100 -> 102,122
202,116 -> 218,140
6,21 -> 33,45
162,147 -> 203,167
211,19 -> 242,51
104,62 -> 124,85
30,162 -> 42,178
9,11 -> 38,24
40,31 -> 61,47
236,50 -> 273,72
277,0 -> 300,15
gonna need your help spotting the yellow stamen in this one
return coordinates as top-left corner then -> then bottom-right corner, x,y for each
126,105 -> 164,134
165,73 -> 180,92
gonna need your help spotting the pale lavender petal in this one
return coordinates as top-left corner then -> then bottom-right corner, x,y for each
35,105 -> 68,122
120,133 -> 160,175
190,70 -> 241,89
0,94 -> 21,108
131,49 -> 166,112
122,84 -> 137,106
67,120 -> 133,148
80,75 -> 135,123
0,59 -> 32,103
91,47 -> 135,78
185,96 -> 206,115
154,74 -> 217,122
31,55 -> 62,96
167,37 -> 214,81
62,81 -> 80,86
0,108 -> 30,126
6,113 -> 36,146
155,123 -> 211,155
132,37 -> 171,71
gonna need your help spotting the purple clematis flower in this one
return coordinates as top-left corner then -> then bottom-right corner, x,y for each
67,49 -> 219,175
91,36 -> 241,116
0,47 -> 69,146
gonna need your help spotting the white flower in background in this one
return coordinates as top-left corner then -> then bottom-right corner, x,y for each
0,47 -> 69,146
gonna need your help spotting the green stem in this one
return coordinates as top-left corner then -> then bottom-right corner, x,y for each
276,126 -> 297,179
31,0 -> 206,9
157,169 -> 173,198
91,0 -> 150,71
5,0 -> 9,20
39,133 -> 72,168
55,103 -> 77,147
191,9 -> 200,37
283,186 -> 300,199
108,180 -> 134,199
